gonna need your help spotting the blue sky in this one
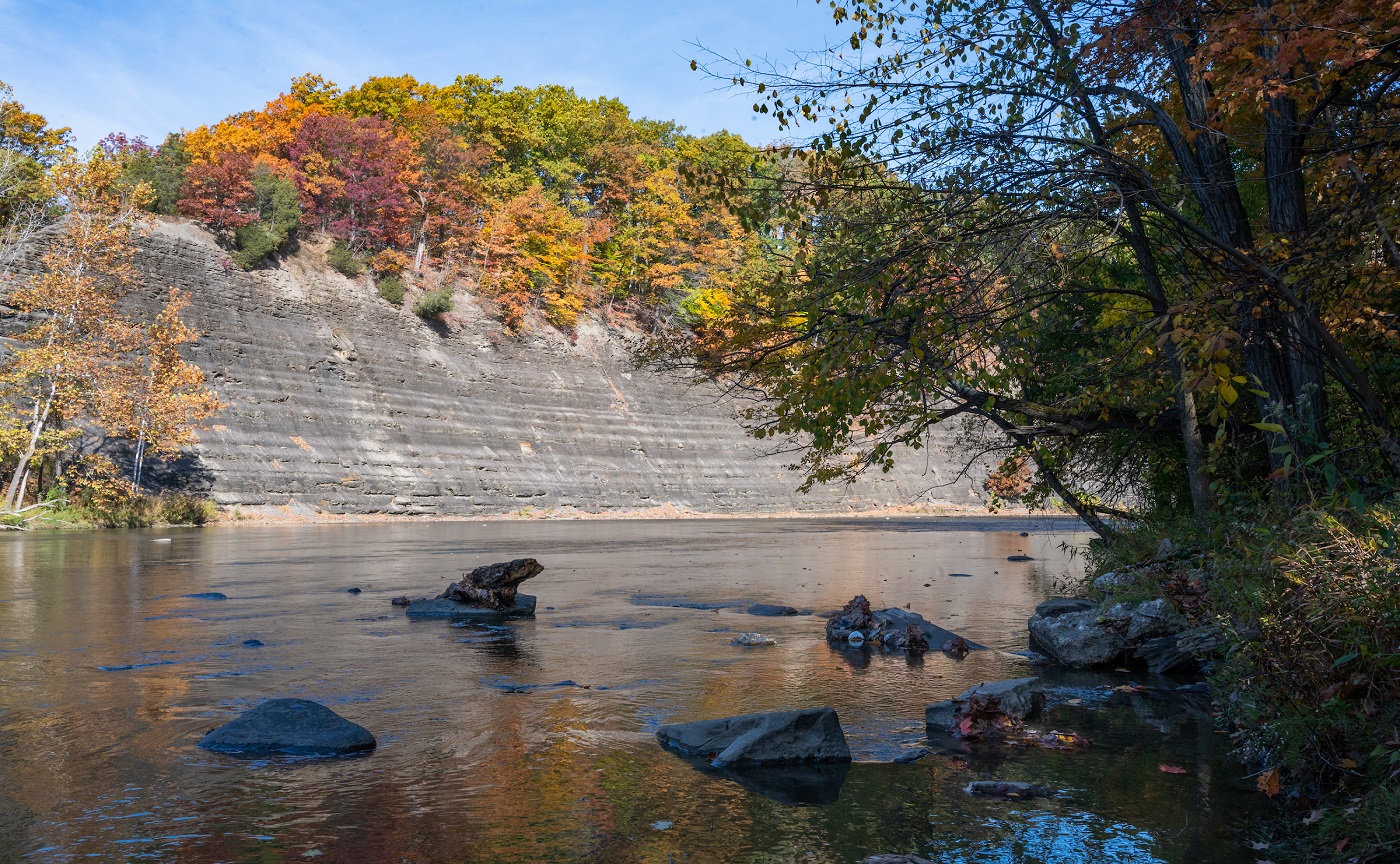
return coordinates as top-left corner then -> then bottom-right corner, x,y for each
0,0 -> 846,148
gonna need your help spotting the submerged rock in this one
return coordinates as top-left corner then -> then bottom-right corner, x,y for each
926,677 -> 1045,731
731,632 -> 776,647
965,780 -> 1052,799
405,594 -> 537,620
748,603 -> 799,616
198,698 -> 375,756
184,592 -> 227,600
862,856 -> 935,864
657,707 -> 851,769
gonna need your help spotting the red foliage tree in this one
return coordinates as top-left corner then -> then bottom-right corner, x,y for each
289,112 -> 416,248
176,152 -> 256,231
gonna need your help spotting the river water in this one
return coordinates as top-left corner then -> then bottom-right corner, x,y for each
0,517 -> 1256,863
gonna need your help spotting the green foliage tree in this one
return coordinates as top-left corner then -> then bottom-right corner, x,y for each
232,167 -> 299,269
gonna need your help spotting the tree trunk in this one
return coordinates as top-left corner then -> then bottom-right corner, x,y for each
3,385 -> 57,512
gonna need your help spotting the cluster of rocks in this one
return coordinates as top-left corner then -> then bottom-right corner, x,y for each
1026,557 -> 1223,674
825,595 -> 984,653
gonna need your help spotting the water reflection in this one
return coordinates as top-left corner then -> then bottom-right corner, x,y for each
0,517 -> 1254,862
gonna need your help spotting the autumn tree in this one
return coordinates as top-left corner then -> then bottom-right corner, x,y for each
291,112 -> 417,248
0,151 -> 148,511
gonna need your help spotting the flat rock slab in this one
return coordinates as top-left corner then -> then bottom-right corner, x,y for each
1034,597 -> 1096,618
657,707 -> 851,769
198,698 -> 375,756
405,594 -> 536,620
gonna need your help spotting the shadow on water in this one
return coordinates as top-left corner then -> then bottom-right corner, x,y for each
0,518 -> 1260,863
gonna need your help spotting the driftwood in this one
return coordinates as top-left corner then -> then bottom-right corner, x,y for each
437,558 -> 543,610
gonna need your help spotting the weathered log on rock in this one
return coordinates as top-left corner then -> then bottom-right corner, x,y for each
438,558 -> 543,610
825,595 -> 878,641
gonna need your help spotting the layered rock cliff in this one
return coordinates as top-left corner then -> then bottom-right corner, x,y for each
9,220 -> 991,515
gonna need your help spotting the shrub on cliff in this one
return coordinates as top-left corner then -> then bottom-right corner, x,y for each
377,275 -> 405,306
326,240 -> 363,276
233,170 -> 299,269
413,287 -> 453,319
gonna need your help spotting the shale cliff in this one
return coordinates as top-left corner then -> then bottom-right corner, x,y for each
13,220 -> 991,515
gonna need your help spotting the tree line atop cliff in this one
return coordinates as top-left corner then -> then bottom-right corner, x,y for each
101,73 -> 766,334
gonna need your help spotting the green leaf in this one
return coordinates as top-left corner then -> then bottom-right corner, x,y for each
1330,652 -> 1359,670
1252,422 -> 1286,434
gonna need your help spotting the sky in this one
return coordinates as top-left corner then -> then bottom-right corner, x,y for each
0,0 -> 848,148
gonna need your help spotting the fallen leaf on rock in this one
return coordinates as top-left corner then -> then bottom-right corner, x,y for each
1338,758 -> 1357,769
1158,764 -> 1189,774
1257,767 -> 1281,797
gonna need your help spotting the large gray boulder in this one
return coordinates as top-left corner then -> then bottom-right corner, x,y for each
1124,598 -> 1186,641
198,698 -> 375,756
405,593 -> 537,620
926,677 -> 1044,730
1028,608 -> 1126,667
657,708 -> 851,769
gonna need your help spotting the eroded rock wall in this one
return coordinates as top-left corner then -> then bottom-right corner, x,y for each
8,220 -> 991,515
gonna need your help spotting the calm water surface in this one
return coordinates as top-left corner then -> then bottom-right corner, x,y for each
0,517 -> 1256,863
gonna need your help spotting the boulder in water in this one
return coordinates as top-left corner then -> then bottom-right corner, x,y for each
198,698 -> 375,756
657,707 -> 851,769
405,593 -> 537,620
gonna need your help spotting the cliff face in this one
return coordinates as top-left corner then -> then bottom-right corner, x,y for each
11,220 -> 990,515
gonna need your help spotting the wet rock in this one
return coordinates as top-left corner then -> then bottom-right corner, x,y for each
926,677 -> 1044,731
241,639 -> 263,647
965,780 -> 1052,799
893,747 -> 930,764
731,632 -> 776,647
1028,608 -> 1126,667
863,856 -> 935,864
479,676 -> 583,693
198,698 -> 375,756
1034,597 -> 1095,618
439,558 -> 542,610
1019,531 -> 1030,537
949,572 -> 974,578
390,596 -> 412,607
871,606 -> 986,650
184,592 -> 227,600
748,603 -> 799,616
1007,555 -> 1034,562
405,594 -> 537,620
346,587 -> 362,595
657,707 -> 851,769
882,624 -> 928,654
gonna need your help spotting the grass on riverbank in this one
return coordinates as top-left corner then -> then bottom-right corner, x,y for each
1090,500 -> 1400,864
2,492 -> 216,530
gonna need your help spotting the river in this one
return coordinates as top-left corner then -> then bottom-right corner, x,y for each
0,517 -> 1256,863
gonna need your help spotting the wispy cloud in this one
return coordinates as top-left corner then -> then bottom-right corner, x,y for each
1,0 -> 841,145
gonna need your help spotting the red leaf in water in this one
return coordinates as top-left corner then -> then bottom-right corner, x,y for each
1158,764 -> 1189,774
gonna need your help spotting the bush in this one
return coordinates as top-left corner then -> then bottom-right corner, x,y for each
326,241 -> 363,277
232,169 -> 300,269
413,287 -> 453,319
370,248 -> 408,276
377,275 -> 405,306
157,493 -> 216,525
